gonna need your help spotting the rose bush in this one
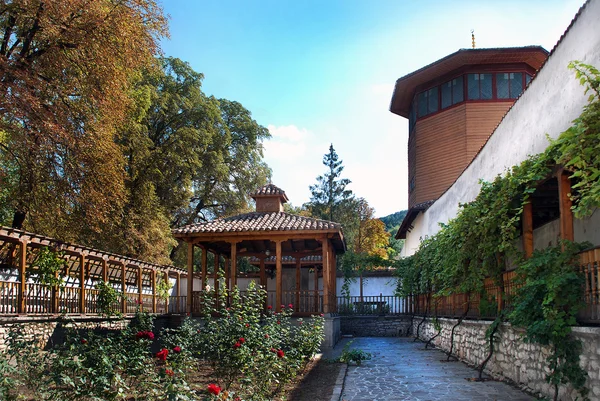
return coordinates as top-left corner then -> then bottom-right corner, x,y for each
1,281 -> 324,401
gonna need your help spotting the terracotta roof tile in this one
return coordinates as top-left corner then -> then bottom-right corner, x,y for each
172,212 -> 341,236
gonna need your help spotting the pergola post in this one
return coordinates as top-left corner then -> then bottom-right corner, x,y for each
225,257 -> 230,292
79,253 -> 86,314
557,169 -> 574,244
522,201 -> 534,258
175,271 -> 181,313
201,245 -> 207,289
152,269 -> 157,313
102,258 -> 108,282
121,263 -> 127,314
17,240 -> 27,314
137,266 -> 143,311
163,270 -> 169,314
322,238 -> 330,314
187,242 -> 194,315
275,240 -> 283,313
295,257 -> 301,310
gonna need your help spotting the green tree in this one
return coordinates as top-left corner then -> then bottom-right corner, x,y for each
307,144 -> 353,222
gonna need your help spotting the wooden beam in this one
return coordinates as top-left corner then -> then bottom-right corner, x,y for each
187,242 -> 194,315
276,240 -> 282,312
102,258 -> 108,282
175,271 -> 181,314
322,238 -> 330,314
225,257 -> 230,293
557,170 -> 574,243
331,250 -> 337,313
522,201 -> 534,258
17,240 -> 27,314
260,257 -> 266,289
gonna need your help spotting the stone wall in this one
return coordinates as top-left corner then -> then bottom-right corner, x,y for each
412,317 -> 600,400
341,315 -> 412,337
0,316 -> 134,351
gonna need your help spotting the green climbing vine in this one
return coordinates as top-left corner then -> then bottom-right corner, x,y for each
95,280 -> 122,317
30,247 -> 66,287
156,277 -> 173,301
395,61 -> 599,399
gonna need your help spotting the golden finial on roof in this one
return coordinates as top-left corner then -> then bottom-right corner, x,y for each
471,29 -> 476,49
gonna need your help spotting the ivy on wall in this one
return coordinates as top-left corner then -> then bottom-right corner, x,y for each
396,62 -> 599,401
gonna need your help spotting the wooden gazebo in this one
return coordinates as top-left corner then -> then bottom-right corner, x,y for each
172,184 -> 346,315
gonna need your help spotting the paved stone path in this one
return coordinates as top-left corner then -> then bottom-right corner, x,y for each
336,337 -> 534,401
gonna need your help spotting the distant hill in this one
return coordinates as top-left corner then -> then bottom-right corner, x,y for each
379,210 -> 407,235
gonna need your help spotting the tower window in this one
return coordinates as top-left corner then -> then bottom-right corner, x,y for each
441,76 -> 464,109
496,72 -> 523,99
467,73 -> 492,100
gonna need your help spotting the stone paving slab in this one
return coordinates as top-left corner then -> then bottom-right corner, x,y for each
337,337 -> 535,401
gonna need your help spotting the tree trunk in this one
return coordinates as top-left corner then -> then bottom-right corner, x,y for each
11,210 -> 26,229
446,295 -> 470,362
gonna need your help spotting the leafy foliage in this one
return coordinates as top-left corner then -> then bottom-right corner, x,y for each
30,247 -> 66,287
96,281 -> 122,318
509,241 -> 590,399
337,341 -> 372,366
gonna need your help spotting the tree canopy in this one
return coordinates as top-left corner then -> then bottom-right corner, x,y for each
0,0 -> 168,239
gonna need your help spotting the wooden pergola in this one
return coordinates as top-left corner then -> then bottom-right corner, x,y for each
172,184 -> 346,315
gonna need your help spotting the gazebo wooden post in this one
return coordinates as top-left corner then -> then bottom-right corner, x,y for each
225,257 -> 230,292
260,257 -> 267,309
230,241 -> 238,289
17,240 -> 27,314
331,249 -> 337,313
137,266 -> 143,311
295,257 -> 301,311
121,263 -> 127,314
186,242 -> 194,315
275,240 -> 283,313
522,201 -> 534,258
557,169 -> 574,245
314,266 -> 319,312
151,269 -> 157,313
79,253 -> 86,314
322,238 -> 330,314
213,252 -> 219,297
201,245 -> 207,289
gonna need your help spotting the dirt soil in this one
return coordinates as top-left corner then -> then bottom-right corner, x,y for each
280,358 -> 343,401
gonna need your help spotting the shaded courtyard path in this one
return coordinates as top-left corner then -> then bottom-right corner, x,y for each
332,337 -> 534,401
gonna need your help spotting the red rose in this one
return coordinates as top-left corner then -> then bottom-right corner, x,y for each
277,321 -> 281,325
288,303 -> 293,309
280,305 -> 285,309
270,347 -> 276,353
136,331 -> 154,341
165,368 -> 174,377
147,332 -> 155,340
245,323 -> 250,328
299,321 -> 303,325
156,348 -> 169,361
233,342 -> 241,349
264,334 -> 269,339
267,305 -> 272,310
277,349 -> 285,358
320,313 -> 324,317
207,383 -> 221,395
173,346 -> 182,353
239,337 -> 245,344
80,339 -> 87,344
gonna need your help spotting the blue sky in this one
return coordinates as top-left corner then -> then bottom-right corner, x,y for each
159,0 -> 584,217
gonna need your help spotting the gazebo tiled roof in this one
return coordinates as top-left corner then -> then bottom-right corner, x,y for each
173,211 -> 340,235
